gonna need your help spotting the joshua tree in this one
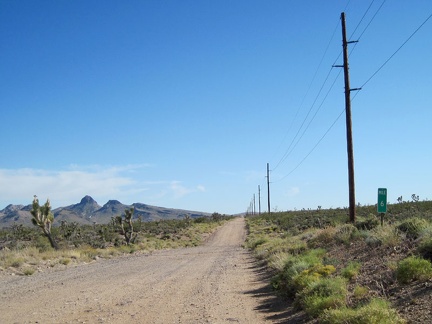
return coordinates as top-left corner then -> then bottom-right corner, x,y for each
183,214 -> 192,225
30,196 -> 59,250
116,207 -> 137,245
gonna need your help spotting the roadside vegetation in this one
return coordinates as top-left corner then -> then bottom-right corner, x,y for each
0,205 -> 231,276
245,198 -> 432,323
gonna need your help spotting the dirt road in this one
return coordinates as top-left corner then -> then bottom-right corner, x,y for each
0,218 -> 290,324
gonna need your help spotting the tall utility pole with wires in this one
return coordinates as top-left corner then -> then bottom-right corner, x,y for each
335,12 -> 361,223
266,163 -> 271,213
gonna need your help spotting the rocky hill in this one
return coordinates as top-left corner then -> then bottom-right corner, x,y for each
0,195 -> 211,228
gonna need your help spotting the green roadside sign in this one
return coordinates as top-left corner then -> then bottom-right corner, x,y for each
377,188 -> 387,213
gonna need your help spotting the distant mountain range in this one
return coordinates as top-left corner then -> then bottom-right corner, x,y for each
0,195 -> 211,228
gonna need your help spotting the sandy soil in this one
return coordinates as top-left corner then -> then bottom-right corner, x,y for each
0,218 -> 292,324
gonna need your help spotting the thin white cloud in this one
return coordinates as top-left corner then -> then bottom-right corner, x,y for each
68,163 -> 152,174
245,170 -> 263,182
170,181 -> 192,199
168,181 -> 205,199
0,166 -> 145,207
286,187 -> 300,197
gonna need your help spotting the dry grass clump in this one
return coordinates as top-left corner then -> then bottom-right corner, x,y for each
307,227 -> 337,248
364,224 -> 403,248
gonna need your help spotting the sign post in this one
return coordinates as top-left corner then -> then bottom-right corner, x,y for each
377,188 -> 387,226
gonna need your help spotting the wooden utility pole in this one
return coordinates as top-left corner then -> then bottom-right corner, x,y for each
267,163 -> 271,213
258,185 -> 261,215
340,12 -> 359,223
253,194 -> 256,215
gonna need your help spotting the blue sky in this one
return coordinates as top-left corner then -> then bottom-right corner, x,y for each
1,1 -> 431,214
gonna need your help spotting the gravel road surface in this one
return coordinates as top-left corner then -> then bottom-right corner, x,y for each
0,217 -> 290,324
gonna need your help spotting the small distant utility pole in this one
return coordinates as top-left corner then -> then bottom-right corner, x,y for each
253,194 -> 256,215
336,12 -> 361,223
258,185 -> 261,215
266,163 -> 271,213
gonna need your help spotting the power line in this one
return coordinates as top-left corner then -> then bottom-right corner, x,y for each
275,109 -> 345,182
349,0 -> 377,40
273,66 -> 337,170
272,19 -> 341,170
355,0 -> 387,41
274,9 -> 432,182
360,11 -> 432,89
275,68 -> 342,171
350,0 -> 387,56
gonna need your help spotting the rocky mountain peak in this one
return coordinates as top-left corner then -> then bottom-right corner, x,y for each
56,195 -> 102,218
104,200 -> 122,207
2,204 -> 24,213
79,195 -> 97,205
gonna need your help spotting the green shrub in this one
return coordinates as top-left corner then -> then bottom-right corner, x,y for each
295,277 -> 348,317
341,261 -> 361,281
246,236 -> 267,249
254,237 -> 293,260
353,285 -> 369,300
308,227 -> 337,248
365,234 -> 382,247
288,241 -> 308,255
80,246 -> 99,261
293,264 -> 336,292
271,249 -> 326,296
272,259 -> 310,295
320,298 -> 405,324
304,248 -> 327,261
418,237 -> 432,261
396,256 -> 432,284
292,270 -> 322,293
10,257 -> 25,268
397,217 -> 429,239
59,258 -> 71,265
22,267 -> 35,276
355,214 -> 380,231
417,226 -> 432,261
268,252 -> 291,271
335,224 -> 359,245
365,225 -> 401,248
